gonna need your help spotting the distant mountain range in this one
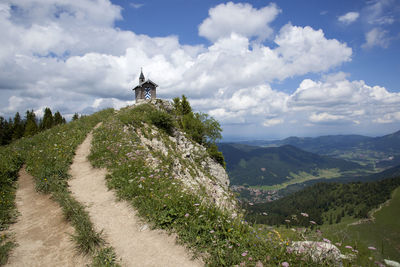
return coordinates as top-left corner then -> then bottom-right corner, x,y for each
218,143 -> 367,188
234,130 -> 400,167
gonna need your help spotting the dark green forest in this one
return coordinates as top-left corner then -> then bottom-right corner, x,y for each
246,176 -> 400,227
0,108 -> 76,146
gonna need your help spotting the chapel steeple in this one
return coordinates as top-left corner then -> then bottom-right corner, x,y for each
139,68 -> 145,84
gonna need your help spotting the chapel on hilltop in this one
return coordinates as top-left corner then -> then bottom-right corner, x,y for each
133,69 -> 158,102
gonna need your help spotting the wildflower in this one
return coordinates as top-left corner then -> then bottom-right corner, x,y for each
300,212 -> 309,217
282,262 -> 289,267
368,246 -> 376,250
209,230 -> 215,234
345,245 -> 352,249
228,245 -> 233,249
241,251 -> 248,257
256,261 -> 264,267
285,219 -> 291,223
249,257 -> 253,261
184,213 -> 189,218
309,220 -> 316,224
262,212 -> 268,216
335,242 -> 342,247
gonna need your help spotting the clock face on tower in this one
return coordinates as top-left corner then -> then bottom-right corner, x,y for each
144,87 -> 151,99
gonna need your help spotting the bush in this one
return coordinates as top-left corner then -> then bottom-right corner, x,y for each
149,110 -> 174,135
207,144 -> 226,169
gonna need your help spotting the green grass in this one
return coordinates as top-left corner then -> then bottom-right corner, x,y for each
88,104 -> 335,266
0,234 -> 16,265
0,108 -> 120,266
0,145 -> 23,265
346,186 -> 400,262
310,186 -> 400,265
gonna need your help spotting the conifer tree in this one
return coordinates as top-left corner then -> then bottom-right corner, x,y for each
41,107 -> 53,130
53,111 -> 64,125
24,110 -> 38,137
0,116 -> 12,145
72,113 -> 79,121
12,112 -> 24,140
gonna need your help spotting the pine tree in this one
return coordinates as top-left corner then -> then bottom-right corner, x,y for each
72,113 -> 79,121
53,111 -> 64,125
41,107 -> 53,130
24,110 -> 38,137
12,112 -> 24,140
181,95 -> 192,115
0,116 -> 12,145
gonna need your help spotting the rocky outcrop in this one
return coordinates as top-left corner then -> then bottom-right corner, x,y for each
131,100 -> 236,213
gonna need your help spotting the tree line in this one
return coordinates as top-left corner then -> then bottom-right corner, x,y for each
0,108 -> 80,146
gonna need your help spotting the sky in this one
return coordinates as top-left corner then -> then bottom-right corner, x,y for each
1,0 -> 400,140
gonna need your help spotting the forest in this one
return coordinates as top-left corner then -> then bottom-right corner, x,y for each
246,176 -> 400,226
0,108 -> 77,146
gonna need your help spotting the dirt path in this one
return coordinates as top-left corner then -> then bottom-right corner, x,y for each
6,167 -> 90,267
69,128 -> 203,267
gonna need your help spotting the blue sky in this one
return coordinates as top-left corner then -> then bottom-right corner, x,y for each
0,0 -> 400,140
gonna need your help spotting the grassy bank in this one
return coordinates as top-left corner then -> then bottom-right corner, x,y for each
0,147 -> 23,264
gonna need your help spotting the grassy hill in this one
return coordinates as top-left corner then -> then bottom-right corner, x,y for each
2,101 -> 334,266
218,143 -> 366,189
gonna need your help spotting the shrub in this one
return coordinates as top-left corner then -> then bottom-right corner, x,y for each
149,110 -> 174,135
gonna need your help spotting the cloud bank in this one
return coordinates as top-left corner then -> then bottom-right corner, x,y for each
0,0 -> 399,138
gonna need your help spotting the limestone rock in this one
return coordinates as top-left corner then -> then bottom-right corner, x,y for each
290,241 -> 343,266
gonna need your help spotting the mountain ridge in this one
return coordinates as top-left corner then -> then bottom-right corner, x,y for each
218,143 -> 366,187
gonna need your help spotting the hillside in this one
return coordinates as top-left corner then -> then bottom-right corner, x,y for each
218,143 -> 366,188
3,99 -> 345,266
246,176 -> 400,227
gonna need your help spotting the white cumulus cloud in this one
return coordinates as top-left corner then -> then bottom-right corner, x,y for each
198,2 -> 281,42
338,12 -> 359,24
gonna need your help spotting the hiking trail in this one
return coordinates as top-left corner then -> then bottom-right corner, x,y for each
6,167 -> 90,267
68,126 -> 202,267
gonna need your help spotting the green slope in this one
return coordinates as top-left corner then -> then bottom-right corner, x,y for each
246,176 -> 400,227
346,186 -> 400,262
